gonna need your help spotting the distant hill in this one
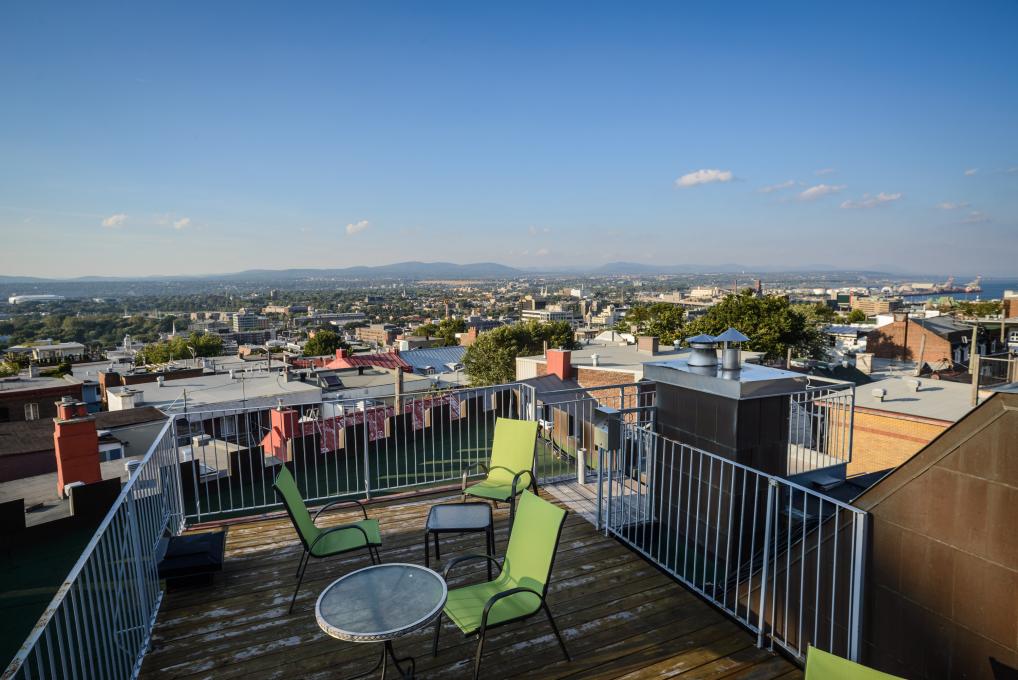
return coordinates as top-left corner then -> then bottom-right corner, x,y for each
0,261 -> 525,283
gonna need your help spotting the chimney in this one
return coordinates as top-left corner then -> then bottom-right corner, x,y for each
547,349 -> 572,381
336,348 -> 349,359
53,400 -> 101,498
637,336 -> 659,355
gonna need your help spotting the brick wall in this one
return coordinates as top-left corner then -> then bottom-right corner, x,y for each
0,384 -> 81,423
866,320 -> 954,363
848,409 -> 951,475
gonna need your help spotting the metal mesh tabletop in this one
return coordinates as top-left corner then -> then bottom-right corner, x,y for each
316,563 -> 447,642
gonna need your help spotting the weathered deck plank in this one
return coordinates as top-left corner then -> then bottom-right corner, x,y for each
140,491 -> 801,680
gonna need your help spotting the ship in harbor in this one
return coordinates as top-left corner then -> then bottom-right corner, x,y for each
897,275 -> 982,297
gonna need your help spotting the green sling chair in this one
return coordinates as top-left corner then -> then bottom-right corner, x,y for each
805,646 -> 905,679
273,466 -> 382,614
433,490 -> 570,680
461,417 -> 539,525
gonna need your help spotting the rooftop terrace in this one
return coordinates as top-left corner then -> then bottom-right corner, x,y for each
140,494 -> 801,680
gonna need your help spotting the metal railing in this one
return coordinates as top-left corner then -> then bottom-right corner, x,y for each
599,422 -> 867,664
176,382 -> 544,522
3,419 -> 183,680
787,383 -> 855,475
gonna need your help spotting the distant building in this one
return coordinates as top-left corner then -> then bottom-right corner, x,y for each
520,308 -> 576,326
7,342 -> 87,363
232,313 -> 270,333
262,304 -> 308,316
866,313 -> 1003,366
0,373 -> 82,423
850,295 -> 902,316
355,324 -> 399,347
7,294 -> 65,305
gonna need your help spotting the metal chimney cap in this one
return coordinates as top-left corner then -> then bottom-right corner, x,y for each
714,328 -> 750,343
685,334 -> 717,345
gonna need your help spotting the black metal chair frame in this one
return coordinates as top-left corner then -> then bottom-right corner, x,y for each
273,485 -> 381,614
460,462 -> 539,528
431,512 -> 570,680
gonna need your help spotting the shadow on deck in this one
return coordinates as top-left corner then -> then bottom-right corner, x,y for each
140,489 -> 802,680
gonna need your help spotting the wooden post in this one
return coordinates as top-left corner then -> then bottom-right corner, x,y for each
971,353 -> 981,407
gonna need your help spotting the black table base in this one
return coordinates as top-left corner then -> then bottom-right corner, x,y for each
349,640 -> 417,680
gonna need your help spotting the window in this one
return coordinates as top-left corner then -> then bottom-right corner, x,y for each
25,403 -> 40,420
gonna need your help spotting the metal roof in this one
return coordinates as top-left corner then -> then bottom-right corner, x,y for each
400,346 -> 466,373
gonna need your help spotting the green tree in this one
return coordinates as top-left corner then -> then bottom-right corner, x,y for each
137,332 -> 224,364
303,330 -> 346,357
613,303 -> 685,344
684,292 -> 828,362
846,308 -> 868,324
463,320 -> 578,386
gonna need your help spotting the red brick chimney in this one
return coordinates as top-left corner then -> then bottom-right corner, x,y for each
53,398 -> 101,498
336,348 -> 349,359
547,349 -> 572,381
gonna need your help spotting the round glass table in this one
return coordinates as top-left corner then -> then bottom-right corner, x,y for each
316,563 -> 447,679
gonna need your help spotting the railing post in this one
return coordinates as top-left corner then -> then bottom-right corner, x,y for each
848,512 -> 867,662
596,445 -> 604,532
362,403 -> 371,500
756,478 -> 778,648
125,490 -> 152,632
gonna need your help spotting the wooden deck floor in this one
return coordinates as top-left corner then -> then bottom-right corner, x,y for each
140,490 -> 801,680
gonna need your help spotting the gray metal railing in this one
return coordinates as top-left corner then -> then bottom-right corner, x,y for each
787,382 -> 855,475
177,382 -> 542,522
599,422 -> 867,664
2,419 -> 183,680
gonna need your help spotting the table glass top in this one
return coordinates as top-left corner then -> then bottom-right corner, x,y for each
316,564 -> 447,641
426,503 -> 492,530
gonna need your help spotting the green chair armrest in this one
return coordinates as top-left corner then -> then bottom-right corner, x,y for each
480,586 -> 543,635
461,462 -> 489,491
313,498 -> 369,522
443,553 -> 502,581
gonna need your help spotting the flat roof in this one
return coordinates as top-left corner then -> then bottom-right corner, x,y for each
0,373 -> 76,394
854,376 -> 974,422
107,368 -> 321,410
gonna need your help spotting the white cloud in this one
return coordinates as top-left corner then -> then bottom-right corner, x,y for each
345,220 -> 371,235
963,210 -> 990,224
102,213 -> 127,228
798,184 -> 846,201
535,248 -> 550,257
840,192 -> 903,209
759,180 -> 796,193
527,225 -> 551,236
964,168 -> 979,176
936,201 -> 970,210
173,217 -> 191,230
675,169 -> 733,188
814,168 -> 836,176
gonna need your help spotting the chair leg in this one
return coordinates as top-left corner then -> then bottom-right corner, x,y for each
472,631 -> 486,680
294,548 -> 308,578
542,601 -> 570,661
434,533 -> 441,561
289,555 -> 310,614
432,612 -> 443,657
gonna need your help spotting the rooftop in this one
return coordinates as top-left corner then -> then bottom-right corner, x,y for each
139,494 -> 800,680
854,375 -> 975,422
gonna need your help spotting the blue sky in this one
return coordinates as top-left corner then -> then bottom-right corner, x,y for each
1,2 -> 1016,278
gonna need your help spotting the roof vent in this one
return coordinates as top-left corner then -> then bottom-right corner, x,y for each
906,378 -> 921,392
871,387 -> 886,402
591,353 -> 600,367
715,328 -> 750,371
686,334 -> 718,367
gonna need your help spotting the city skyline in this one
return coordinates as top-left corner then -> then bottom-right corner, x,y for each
2,2 -> 1016,277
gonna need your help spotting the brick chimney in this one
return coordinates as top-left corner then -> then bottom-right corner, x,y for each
637,336 -> 660,355
547,349 -> 572,381
335,348 -> 349,359
53,398 -> 101,498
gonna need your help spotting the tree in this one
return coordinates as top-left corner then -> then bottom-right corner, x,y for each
684,292 -> 828,362
303,330 -> 346,357
463,320 -> 578,386
846,308 -> 868,324
613,303 -> 685,344
137,332 -> 224,364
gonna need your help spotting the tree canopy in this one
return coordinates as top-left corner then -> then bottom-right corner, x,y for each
683,292 -> 829,362
303,329 -> 346,357
136,332 -> 224,365
417,318 -> 467,346
463,320 -> 578,386
845,308 -> 868,324
613,303 -> 685,344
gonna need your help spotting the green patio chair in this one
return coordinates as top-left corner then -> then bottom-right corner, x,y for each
432,490 -> 569,680
461,417 -> 539,525
273,466 -> 382,614
805,646 -> 905,679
